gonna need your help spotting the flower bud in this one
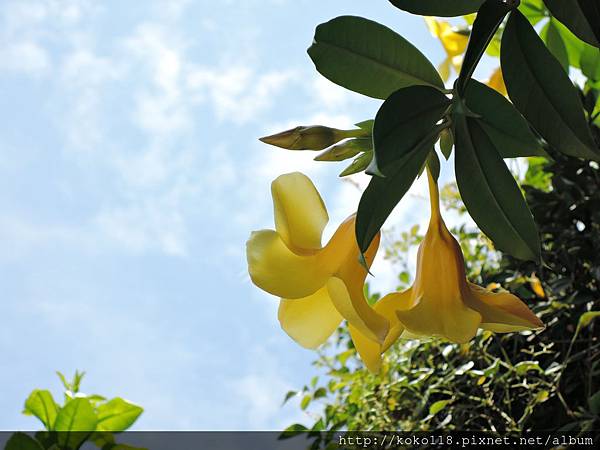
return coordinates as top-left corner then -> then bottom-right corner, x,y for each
314,138 -> 371,162
259,125 -> 361,151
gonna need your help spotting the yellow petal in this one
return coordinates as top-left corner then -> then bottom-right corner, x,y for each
440,28 -> 469,57
424,17 -> 441,37
487,67 -> 507,96
246,230 -> 333,299
395,170 -> 482,343
326,218 -> 389,343
348,289 -> 411,373
438,58 -> 452,82
348,325 -> 382,373
467,283 -> 544,332
272,172 -> 328,251
278,287 -> 343,349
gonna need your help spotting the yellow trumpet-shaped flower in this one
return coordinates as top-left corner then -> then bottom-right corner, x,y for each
246,172 -> 389,364
425,17 -> 469,82
487,67 -> 508,96
354,169 -> 544,370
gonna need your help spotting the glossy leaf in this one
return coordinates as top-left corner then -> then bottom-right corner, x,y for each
457,0 -> 515,94
454,114 -> 540,261
371,86 -> 450,173
96,398 -> 143,432
308,16 -> 443,100
23,390 -> 59,430
356,133 -> 438,253
544,0 -> 600,48
5,433 -> 44,450
388,0 -> 484,17
541,19 -> 570,72
501,10 -> 599,160
55,398 -> 98,450
464,80 -> 544,157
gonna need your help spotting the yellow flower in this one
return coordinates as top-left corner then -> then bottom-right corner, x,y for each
354,169 -> 544,370
487,67 -> 507,96
246,172 -> 389,367
425,17 -> 469,82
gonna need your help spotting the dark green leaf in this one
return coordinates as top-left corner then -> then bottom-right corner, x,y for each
464,80 -> 544,157
457,0 -> 516,94
388,0 -> 484,17
24,390 -> 59,431
96,398 -> 143,432
308,16 -> 443,100
280,424 -> 309,439
454,114 -> 540,261
282,391 -> 297,405
356,132 -> 438,253
371,86 -> 450,173
501,10 -> 599,159
544,0 -> 600,48
5,433 -> 44,450
589,390 -> 600,414
541,19 -> 570,72
55,398 -> 98,450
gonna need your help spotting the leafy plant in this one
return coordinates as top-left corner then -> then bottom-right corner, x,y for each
6,371 -> 144,450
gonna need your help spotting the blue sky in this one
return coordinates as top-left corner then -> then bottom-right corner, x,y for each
0,0 -> 497,430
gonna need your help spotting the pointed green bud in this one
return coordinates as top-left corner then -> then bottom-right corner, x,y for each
314,138 -> 372,162
339,152 -> 373,177
259,125 -> 367,151
439,128 -> 454,160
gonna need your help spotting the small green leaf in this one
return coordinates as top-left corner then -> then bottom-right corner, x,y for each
355,119 -> 374,132
356,133 -> 438,253
514,361 -> 543,375
454,114 -> 540,261
55,398 -> 98,450
371,86 -> 450,173
300,394 -> 311,410
578,311 -> 600,329
314,387 -> 327,399
24,390 -> 59,431
280,424 -> 309,439
501,10 -> 599,160
544,0 -> 600,48
282,391 -> 297,405
308,16 -> 443,100
541,19 -> 570,72
535,390 -> 550,403
96,398 -> 143,432
589,390 -> 600,414
518,0 -> 546,25
464,80 -> 544,158
388,0 -> 484,17
5,433 -> 45,450
339,152 -> 373,177
429,400 -> 451,416
580,45 -> 600,81
457,0 -> 515,94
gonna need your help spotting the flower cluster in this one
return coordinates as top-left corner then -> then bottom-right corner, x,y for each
246,171 -> 543,372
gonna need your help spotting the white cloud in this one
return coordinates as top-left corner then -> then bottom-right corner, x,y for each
0,41 -> 49,74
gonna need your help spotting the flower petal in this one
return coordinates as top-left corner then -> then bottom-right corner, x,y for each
325,218 -> 389,343
246,230 -> 332,299
279,287 -> 343,349
272,172 -> 329,251
349,289 -> 411,373
467,283 -> 544,332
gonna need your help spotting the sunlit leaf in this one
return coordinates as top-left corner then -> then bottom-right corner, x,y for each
541,19 -> 570,72
23,390 -> 59,431
55,398 -> 98,450
96,398 -> 143,432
